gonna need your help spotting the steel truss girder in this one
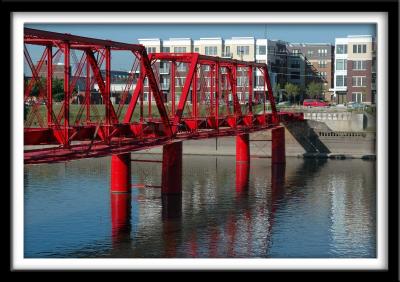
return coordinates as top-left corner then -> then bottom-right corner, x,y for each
24,28 -> 302,164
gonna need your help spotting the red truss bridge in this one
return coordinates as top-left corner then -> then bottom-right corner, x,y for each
23,28 -> 303,165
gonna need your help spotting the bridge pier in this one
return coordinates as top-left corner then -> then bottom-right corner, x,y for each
110,153 -> 131,193
272,126 -> 286,164
236,133 -> 250,163
236,133 -> 250,194
161,142 -> 182,195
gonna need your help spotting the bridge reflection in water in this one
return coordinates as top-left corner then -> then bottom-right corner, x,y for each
24,155 -> 376,258
111,159 -> 286,258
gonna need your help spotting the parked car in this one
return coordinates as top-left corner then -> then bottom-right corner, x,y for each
303,99 -> 328,107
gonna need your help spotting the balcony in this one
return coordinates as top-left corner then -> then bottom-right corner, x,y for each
222,52 -> 233,58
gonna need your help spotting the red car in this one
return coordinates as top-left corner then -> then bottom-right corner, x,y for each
303,99 -> 328,107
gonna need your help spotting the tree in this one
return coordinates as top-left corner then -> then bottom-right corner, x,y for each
52,78 -> 65,102
284,83 -> 300,104
307,82 -> 324,100
273,83 -> 281,102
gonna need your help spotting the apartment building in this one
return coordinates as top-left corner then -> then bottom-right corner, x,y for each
287,43 -> 334,100
224,37 -> 255,61
333,35 -> 376,104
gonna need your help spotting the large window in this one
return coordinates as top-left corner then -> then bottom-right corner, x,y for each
336,44 -> 347,54
162,47 -> 170,52
318,49 -> 328,56
352,44 -> 367,54
174,47 -> 187,53
352,60 -> 367,70
319,60 -> 327,68
257,45 -> 266,55
292,49 -> 300,54
352,92 -> 366,103
237,46 -> 250,56
290,72 -> 300,80
146,47 -> 156,54
205,46 -> 218,56
352,76 -> 367,87
291,60 -> 301,68
307,50 -> 314,57
336,75 -> 347,87
267,46 -> 275,55
336,59 -> 347,70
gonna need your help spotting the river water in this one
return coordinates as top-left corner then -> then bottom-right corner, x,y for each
24,154 -> 376,258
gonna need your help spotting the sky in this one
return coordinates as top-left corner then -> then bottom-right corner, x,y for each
25,23 -> 376,72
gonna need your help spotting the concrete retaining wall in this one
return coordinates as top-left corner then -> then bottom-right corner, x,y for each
133,120 -> 376,159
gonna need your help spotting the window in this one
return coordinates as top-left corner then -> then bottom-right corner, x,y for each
318,49 -> 328,56
225,46 -> 230,56
352,92 -> 365,103
319,72 -> 327,79
174,47 -> 187,53
291,60 -> 300,68
336,44 -> 347,54
290,72 -> 300,80
319,60 -> 327,68
177,63 -> 187,72
162,47 -> 170,52
352,76 -> 367,87
237,46 -> 250,56
353,44 -> 367,54
205,46 -> 218,56
292,49 -> 300,54
146,47 -> 156,54
352,60 -> 367,70
194,47 -> 199,52
267,46 -> 275,55
307,50 -> 314,57
336,59 -> 347,70
257,45 -> 266,55
336,75 -> 347,87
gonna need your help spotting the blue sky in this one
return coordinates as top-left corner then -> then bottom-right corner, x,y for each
25,23 -> 376,72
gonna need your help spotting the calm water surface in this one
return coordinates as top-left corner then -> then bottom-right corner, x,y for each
24,154 -> 376,258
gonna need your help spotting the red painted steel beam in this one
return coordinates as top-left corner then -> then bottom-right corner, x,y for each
86,50 -> 119,123
46,46 -> 53,125
171,54 -> 199,134
25,28 -> 145,53
143,53 -> 172,137
63,42 -> 70,146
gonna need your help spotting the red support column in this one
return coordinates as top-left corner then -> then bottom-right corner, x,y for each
161,142 -> 182,194
110,153 -> 131,193
236,133 -> 250,163
272,126 -> 285,164
46,46 -> 52,126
